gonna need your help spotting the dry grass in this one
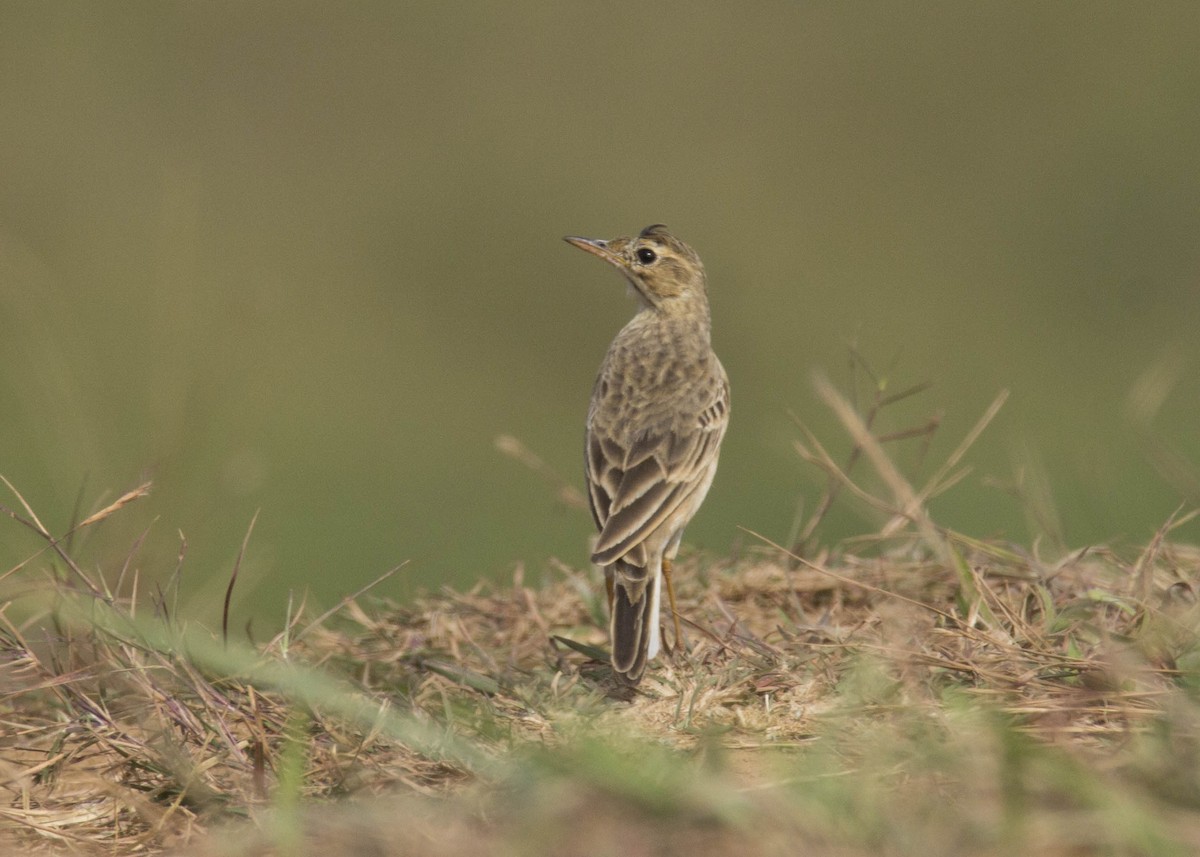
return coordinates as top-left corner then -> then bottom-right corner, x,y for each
5,379 -> 1200,855
7,518 -> 1200,856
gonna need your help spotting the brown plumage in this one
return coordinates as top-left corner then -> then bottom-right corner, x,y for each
564,225 -> 730,685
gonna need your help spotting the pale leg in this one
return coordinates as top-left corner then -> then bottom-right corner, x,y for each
661,556 -> 684,650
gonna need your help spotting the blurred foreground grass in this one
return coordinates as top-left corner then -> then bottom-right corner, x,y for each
5,383 -> 1200,855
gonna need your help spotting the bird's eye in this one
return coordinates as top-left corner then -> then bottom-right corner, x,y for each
636,247 -> 657,264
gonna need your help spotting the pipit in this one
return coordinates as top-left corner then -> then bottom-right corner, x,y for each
564,224 -> 730,685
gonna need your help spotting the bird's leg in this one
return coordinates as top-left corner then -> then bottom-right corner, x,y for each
662,557 -> 684,651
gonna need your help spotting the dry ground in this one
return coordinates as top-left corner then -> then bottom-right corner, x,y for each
5,528 -> 1200,856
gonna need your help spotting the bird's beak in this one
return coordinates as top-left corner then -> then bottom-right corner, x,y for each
564,236 -> 626,271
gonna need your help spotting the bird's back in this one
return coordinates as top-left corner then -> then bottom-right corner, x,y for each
587,312 -> 724,449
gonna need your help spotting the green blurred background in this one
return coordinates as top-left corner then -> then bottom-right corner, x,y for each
3,3 -> 1199,627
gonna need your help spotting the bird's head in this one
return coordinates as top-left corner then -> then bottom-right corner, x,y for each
564,224 -> 708,313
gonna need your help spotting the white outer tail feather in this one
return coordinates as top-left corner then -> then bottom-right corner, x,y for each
646,558 -> 663,661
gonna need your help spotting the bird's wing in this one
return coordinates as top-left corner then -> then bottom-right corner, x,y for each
586,375 -> 729,570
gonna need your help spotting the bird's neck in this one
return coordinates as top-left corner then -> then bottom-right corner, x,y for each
628,300 -> 712,344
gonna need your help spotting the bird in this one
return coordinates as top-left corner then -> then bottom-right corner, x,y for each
564,224 -> 730,685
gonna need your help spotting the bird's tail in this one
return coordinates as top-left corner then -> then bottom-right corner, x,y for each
609,558 -> 662,685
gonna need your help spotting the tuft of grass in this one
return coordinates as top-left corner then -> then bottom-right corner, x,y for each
4,376 -> 1200,855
